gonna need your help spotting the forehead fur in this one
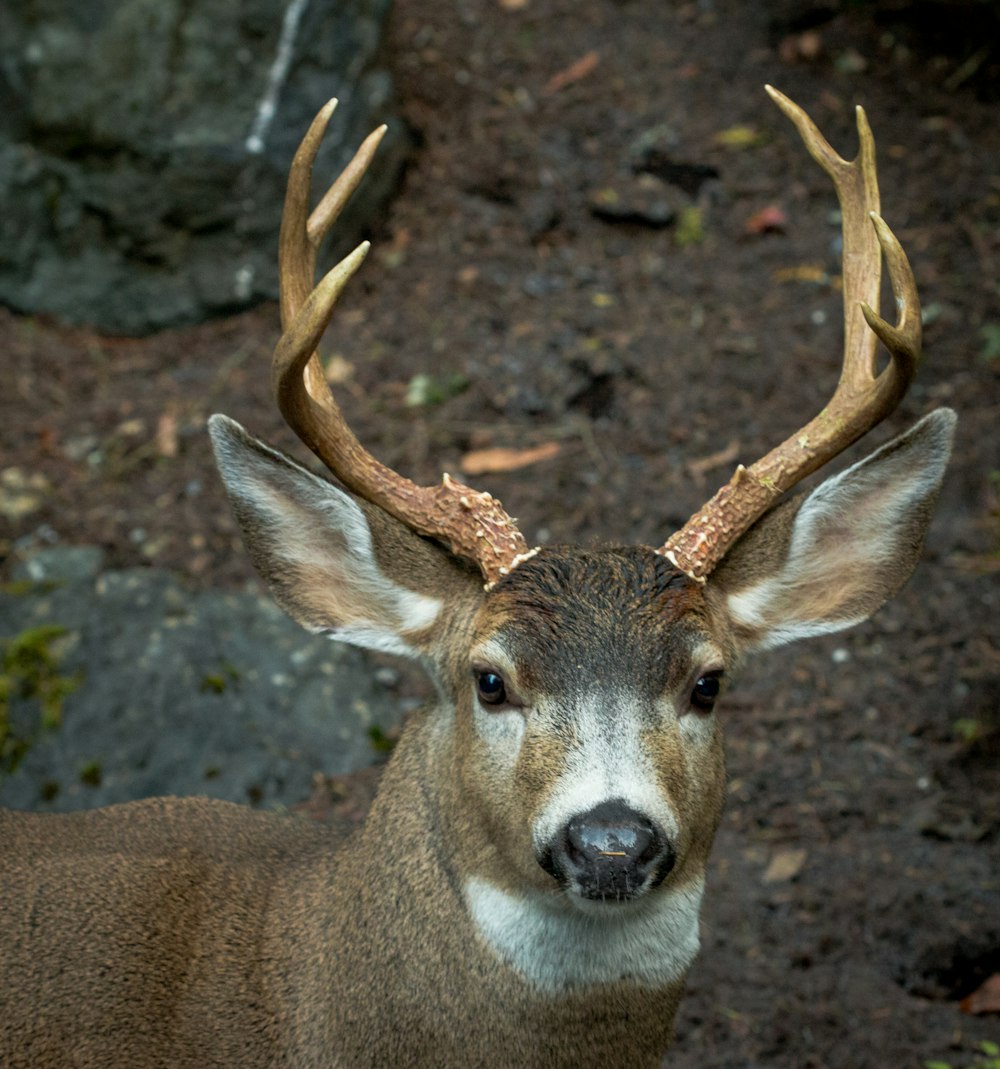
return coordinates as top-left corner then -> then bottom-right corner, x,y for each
477,545 -> 713,693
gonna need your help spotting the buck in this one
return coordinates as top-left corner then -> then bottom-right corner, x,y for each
1,87 -> 954,1068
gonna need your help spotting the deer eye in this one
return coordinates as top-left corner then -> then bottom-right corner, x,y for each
476,670 -> 508,707
691,673 -> 722,712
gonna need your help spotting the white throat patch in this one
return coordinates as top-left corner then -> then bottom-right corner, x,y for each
464,875 -> 704,994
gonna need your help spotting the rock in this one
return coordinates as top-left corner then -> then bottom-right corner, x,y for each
586,175 -> 680,229
14,546 -> 105,584
0,0 -> 406,335
588,173 -> 681,229
0,550 -> 403,811
628,126 -> 720,198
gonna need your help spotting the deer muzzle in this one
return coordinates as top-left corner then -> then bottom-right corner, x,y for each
538,798 -> 676,903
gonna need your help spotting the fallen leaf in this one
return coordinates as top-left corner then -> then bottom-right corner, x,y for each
0,467 -> 52,521
544,51 -> 599,95
156,410 -> 179,458
779,29 -> 823,64
745,205 -> 788,235
460,442 -> 561,475
116,418 -> 146,437
773,264 -> 829,285
762,847 -> 807,884
324,355 -> 355,385
714,124 -> 765,150
37,426 -> 59,455
674,205 -> 704,247
960,974 -> 1000,1015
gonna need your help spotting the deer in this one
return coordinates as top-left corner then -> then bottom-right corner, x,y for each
0,86 -> 955,1069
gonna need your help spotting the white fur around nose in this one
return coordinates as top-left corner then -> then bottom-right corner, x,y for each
532,692 -> 680,855
465,875 -> 704,992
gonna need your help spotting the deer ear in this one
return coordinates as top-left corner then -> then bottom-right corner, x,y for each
209,415 -> 476,661
711,409 -> 956,653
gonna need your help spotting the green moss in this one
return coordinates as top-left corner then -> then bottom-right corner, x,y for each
924,1042 -> 1000,1069
79,761 -> 102,787
0,624 -> 84,776
199,661 -> 240,694
367,724 -> 396,755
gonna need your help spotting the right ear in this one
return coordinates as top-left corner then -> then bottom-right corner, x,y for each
710,409 -> 955,654
208,415 -> 481,662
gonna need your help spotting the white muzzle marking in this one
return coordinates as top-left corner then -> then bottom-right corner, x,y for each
464,875 -> 704,993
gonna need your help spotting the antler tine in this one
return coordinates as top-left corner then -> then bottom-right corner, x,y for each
278,99 -> 387,329
273,101 -> 530,586
659,86 -> 921,582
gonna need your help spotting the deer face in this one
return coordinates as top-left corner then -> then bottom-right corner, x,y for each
449,547 -> 728,909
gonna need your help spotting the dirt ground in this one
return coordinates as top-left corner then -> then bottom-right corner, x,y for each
1,1 -> 998,1066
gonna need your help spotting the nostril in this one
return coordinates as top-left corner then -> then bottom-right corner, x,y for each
648,841 -> 676,887
537,843 -> 560,881
638,830 -> 665,867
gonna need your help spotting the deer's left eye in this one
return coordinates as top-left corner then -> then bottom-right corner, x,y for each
691,673 -> 722,711
476,670 -> 508,707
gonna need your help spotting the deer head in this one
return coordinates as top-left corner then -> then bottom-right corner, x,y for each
209,88 -> 954,939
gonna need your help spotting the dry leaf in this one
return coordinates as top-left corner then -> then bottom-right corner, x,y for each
544,51 -> 599,95
116,418 -> 146,437
779,29 -> 823,64
0,467 -> 52,521
762,847 -> 807,884
460,442 -> 561,476
155,410 -> 179,458
960,973 -> 1000,1016
773,264 -> 829,285
714,124 -> 765,150
325,355 -> 355,384
745,205 -> 788,235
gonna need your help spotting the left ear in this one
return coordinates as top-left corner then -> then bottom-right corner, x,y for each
710,409 -> 956,653
208,414 -> 480,663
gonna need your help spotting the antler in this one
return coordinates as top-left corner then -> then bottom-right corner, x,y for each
659,85 -> 921,582
273,100 -> 530,585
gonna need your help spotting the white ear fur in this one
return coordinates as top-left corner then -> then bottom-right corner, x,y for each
723,409 -> 956,652
209,414 -> 442,660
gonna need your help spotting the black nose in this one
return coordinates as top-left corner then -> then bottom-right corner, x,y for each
539,799 -> 675,902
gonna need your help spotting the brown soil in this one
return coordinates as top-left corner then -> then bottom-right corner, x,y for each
1,2 -> 998,1066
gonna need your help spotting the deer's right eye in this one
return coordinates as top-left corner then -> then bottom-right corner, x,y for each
476,670 -> 508,707
691,672 -> 722,712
